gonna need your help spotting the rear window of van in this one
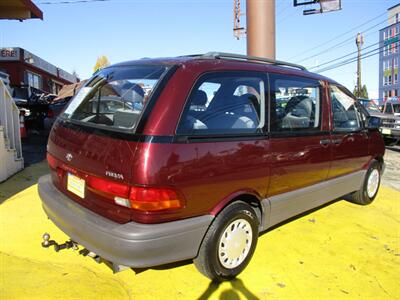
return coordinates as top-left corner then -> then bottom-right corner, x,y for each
62,65 -> 168,131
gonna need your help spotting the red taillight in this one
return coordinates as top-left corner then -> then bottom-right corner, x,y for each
47,152 -> 58,169
87,176 -> 130,199
86,174 -> 184,212
47,153 -> 64,183
129,187 -> 184,211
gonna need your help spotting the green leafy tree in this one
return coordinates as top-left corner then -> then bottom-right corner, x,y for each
353,84 -> 369,99
93,55 -> 110,73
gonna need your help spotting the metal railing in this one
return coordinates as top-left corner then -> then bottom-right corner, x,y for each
0,79 -> 22,159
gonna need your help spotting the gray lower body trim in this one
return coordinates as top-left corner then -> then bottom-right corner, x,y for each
261,170 -> 366,230
38,175 -> 213,268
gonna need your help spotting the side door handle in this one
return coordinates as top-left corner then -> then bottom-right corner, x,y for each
320,139 -> 331,145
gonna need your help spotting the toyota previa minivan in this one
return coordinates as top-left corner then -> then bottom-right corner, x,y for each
39,52 -> 385,281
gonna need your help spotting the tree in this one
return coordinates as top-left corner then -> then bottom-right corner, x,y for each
353,84 -> 369,99
93,55 -> 110,73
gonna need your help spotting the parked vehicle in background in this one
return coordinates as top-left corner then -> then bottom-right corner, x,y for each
358,98 -> 394,144
358,99 -> 383,116
44,99 -> 69,131
382,99 -> 400,116
380,100 -> 400,145
44,81 -> 86,131
11,85 -> 57,132
38,52 -> 385,281
25,92 -> 57,131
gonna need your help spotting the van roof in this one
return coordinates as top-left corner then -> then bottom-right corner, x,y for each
111,52 -> 338,84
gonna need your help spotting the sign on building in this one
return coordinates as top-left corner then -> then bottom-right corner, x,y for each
0,48 -> 20,61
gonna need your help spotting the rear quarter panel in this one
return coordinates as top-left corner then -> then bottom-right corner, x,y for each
130,139 -> 270,222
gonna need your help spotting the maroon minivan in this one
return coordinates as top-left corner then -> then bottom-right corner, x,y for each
39,52 -> 385,281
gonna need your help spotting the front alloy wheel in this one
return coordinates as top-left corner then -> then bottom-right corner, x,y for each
350,160 -> 381,205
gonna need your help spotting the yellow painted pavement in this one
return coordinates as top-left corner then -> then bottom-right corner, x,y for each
0,162 -> 399,299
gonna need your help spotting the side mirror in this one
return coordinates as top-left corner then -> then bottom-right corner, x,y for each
367,116 -> 381,129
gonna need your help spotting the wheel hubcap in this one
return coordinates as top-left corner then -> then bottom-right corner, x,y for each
367,169 -> 380,198
218,219 -> 253,269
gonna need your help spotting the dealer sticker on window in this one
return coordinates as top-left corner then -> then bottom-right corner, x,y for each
67,173 -> 85,198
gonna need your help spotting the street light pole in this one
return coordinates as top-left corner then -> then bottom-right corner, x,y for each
246,0 -> 276,59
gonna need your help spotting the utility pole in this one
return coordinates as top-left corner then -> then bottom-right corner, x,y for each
234,1 -> 341,60
355,32 -> 364,96
233,0 -> 245,40
246,0 -> 276,59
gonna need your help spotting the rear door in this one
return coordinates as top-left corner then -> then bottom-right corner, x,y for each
327,85 -> 370,179
175,71 -> 271,215
266,73 -> 332,196
47,65 -> 170,223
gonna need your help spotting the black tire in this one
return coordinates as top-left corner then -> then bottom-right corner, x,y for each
193,201 -> 259,282
350,160 -> 381,205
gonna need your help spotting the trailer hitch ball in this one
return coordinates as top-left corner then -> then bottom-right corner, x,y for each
42,233 -> 51,246
41,232 -> 78,251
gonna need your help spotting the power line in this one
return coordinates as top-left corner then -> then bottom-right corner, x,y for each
292,11 -> 386,61
288,11 -> 387,61
308,33 -> 399,70
316,45 -> 386,73
295,17 -> 389,64
315,35 -> 399,73
277,7 -> 299,25
318,49 -> 383,73
316,45 -> 383,73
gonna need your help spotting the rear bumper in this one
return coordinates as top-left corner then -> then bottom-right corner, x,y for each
38,175 -> 213,268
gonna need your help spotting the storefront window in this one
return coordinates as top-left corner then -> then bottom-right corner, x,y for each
52,82 -> 63,94
27,71 -> 41,89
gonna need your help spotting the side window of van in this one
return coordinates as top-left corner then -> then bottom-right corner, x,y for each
330,85 -> 361,131
269,74 -> 322,132
177,73 -> 266,135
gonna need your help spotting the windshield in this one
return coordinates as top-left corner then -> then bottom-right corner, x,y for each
393,104 -> 400,114
62,65 -> 168,130
359,100 -> 381,112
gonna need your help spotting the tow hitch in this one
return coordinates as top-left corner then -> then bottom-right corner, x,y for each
41,233 -> 130,273
41,233 -> 79,252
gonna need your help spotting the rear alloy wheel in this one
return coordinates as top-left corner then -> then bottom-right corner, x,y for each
194,201 -> 259,281
350,160 -> 381,205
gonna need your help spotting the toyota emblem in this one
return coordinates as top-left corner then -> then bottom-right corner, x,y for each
66,153 -> 73,162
